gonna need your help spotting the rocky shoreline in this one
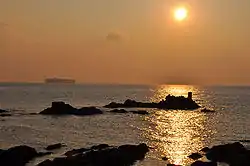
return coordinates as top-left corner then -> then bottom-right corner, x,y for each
0,93 -> 220,166
1,142 -> 250,166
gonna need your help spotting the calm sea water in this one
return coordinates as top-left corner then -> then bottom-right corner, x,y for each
0,83 -> 250,166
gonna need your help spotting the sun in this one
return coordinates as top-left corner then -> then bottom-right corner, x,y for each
174,7 -> 188,21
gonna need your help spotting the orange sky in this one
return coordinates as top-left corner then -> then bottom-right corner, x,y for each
1,0 -> 250,85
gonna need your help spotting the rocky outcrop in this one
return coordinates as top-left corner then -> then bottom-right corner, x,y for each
104,94 -> 200,110
186,142 -> 250,166
205,142 -> 250,166
0,145 -> 38,166
38,143 -> 149,166
39,102 -> 103,116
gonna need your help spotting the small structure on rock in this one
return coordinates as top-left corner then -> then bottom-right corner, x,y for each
105,92 -> 200,110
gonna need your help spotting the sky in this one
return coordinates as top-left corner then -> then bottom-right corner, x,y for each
1,0 -> 250,85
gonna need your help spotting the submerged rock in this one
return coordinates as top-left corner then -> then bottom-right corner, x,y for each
200,147 -> 210,153
0,145 -> 38,166
191,161 -> 217,166
0,109 -> 6,113
200,108 -> 215,113
130,110 -> 149,115
45,143 -> 65,151
188,153 -> 203,160
0,113 -> 11,117
39,102 -> 103,116
161,156 -> 168,161
104,94 -> 200,110
38,143 -> 149,166
110,109 -> 128,114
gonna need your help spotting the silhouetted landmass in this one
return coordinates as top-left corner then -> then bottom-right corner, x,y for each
105,94 -> 200,110
39,102 -> 103,116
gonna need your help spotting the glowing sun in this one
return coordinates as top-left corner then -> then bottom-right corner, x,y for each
174,7 -> 188,21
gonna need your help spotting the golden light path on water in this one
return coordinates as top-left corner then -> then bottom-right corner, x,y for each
141,85 -> 216,165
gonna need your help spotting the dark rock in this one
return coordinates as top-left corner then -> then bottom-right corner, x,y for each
188,152 -> 203,160
0,145 -> 38,166
37,152 -> 53,157
162,156 -> 168,161
90,144 -> 110,150
0,109 -> 7,113
104,94 -> 200,110
39,102 -> 103,116
200,147 -> 210,152
77,107 -> 103,115
0,113 -> 11,117
45,143 -> 65,151
238,140 -> 250,143
191,161 -> 217,166
64,148 -> 89,157
201,108 -> 215,113
130,110 -> 149,115
37,159 -> 53,166
206,142 -> 250,165
38,143 -> 149,166
110,109 -> 128,114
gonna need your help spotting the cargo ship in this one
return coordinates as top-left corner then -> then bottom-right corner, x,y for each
45,78 -> 75,84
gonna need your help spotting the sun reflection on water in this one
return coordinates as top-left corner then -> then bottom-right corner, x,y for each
142,85 -> 216,165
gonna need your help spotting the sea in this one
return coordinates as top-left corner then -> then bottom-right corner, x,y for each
0,83 -> 250,166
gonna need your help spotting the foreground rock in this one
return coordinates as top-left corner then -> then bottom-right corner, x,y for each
39,102 -> 103,116
105,94 -> 200,110
206,142 -> 250,166
38,143 -> 149,166
0,145 -> 44,166
186,142 -> 250,166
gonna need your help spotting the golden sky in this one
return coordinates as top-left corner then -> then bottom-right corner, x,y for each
1,0 -> 250,85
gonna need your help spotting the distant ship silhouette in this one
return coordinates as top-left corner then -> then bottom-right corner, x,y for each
45,78 -> 75,84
